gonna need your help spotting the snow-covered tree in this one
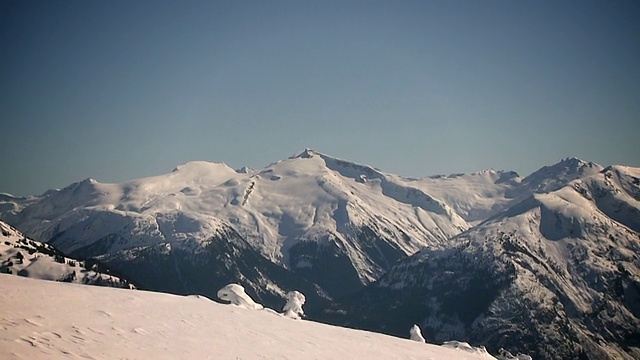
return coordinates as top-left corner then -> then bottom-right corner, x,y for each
216,284 -> 263,310
282,290 -> 306,319
409,324 -> 425,343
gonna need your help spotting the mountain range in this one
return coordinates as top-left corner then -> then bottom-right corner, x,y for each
1,149 -> 638,359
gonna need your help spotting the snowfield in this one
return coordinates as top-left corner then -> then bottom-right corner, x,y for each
0,275 -> 496,359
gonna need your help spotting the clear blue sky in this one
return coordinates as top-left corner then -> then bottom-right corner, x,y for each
1,0 -> 639,196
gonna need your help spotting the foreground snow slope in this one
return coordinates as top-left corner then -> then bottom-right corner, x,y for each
0,275 -> 494,360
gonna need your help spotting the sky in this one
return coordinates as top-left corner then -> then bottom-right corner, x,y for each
1,0 -> 639,196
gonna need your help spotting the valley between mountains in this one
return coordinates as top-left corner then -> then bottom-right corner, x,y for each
1,149 -> 638,359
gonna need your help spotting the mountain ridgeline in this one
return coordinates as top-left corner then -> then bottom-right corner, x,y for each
0,220 -> 133,289
1,150 -> 638,359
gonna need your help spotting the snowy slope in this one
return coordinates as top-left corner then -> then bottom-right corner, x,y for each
406,169 -> 523,223
326,165 -> 640,359
0,220 -> 132,289
0,275 -> 497,360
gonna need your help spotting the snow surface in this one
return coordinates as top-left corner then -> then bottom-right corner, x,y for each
0,275 -> 496,359
441,341 -> 494,358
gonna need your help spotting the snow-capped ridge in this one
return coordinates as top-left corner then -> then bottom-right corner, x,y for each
287,149 -> 386,180
236,166 -> 255,174
171,160 -> 236,174
531,157 -> 600,175
523,157 -> 603,193
0,220 -> 133,288
290,148 -> 321,159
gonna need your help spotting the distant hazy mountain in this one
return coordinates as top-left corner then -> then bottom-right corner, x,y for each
1,150 -> 637,359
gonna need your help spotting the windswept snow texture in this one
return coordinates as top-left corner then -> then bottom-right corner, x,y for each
0,275 -> 496,360
0,220 -> 131,289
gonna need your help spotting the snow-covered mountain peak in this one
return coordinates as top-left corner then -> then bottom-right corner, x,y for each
530,157 -> 601,177
290,148 -> 321,159
523,157 -> 603,193
472,168 -> 498,175
236,166 -> 255,174
560,156 -> 591,166
459,169 -> 523,185
64,177 -> 99,189
171,160 -> 237,175
601,164 -> 640,179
